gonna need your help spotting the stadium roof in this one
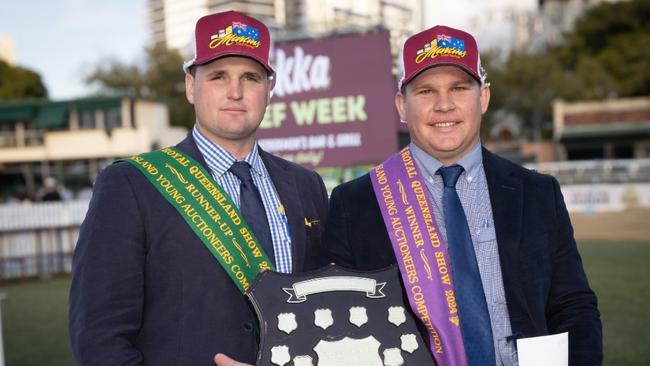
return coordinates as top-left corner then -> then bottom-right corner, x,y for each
559,122 -> 650,140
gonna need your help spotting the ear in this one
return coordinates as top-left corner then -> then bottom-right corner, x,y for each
185,73 -> 195,104
395,91 -> 407,123
267,75 -> 276,105
479,84 -> 490,115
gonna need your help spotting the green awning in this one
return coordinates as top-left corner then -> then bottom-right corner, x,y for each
560,122 -> 650,140
33,104 -> 68,128
75,98 -> 122,112
0,105 -> 36,121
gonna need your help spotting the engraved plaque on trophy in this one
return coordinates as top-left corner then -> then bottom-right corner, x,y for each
247,265 -> 434,366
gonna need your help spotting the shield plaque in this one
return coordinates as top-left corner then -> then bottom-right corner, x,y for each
247,265 -> 434,366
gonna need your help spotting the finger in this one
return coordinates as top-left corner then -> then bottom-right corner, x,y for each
214,353 -> 253,366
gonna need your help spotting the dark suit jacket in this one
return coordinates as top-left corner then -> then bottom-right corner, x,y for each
69,134 -> 328,365
323,147 -> 602,365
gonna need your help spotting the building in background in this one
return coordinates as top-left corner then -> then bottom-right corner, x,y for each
553,96 -> 650,161
0,35 -> 15,65
150,0 -> 280,53
533,0 -> 597,47
527,0 -> 624,51
0,97 -> 186,200
277,0 -> 422,74
464,0 -> 630,164
468,0 -> 625,55
149,0 -> 424,72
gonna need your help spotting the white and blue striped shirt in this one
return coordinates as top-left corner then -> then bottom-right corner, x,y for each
411,142 -> 518,366
192,127 -> 293,273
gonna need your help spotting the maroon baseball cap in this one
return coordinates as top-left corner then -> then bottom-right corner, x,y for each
399,25 -> 485,89
183,10 -> 274,75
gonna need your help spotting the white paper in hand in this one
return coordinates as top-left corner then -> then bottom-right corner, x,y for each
517,332 -> 568,366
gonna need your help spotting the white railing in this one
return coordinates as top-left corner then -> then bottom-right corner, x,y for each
0,200 -> 90,280
525,158 -> 650,184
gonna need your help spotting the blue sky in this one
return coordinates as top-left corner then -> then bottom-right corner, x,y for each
0,0 -> 534,100
1,0 -> 148,100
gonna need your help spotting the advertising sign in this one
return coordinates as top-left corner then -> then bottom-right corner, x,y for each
560,183 -> 650,213
257,30 -> 399,168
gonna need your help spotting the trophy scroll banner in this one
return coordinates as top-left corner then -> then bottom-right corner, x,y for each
247,265 -> 434,366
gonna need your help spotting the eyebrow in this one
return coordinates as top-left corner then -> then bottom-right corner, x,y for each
410,76 -> 475,90
205,69 -> 225,78
242,71 -> 264,79
450,79 -> 474,87
204,69 -> 266,79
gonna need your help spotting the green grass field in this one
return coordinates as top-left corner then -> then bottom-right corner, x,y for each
579,241 -> 650,365
1,276 -> 72,365
0,240 -> 648,365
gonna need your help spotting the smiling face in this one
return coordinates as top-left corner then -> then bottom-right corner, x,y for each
396,65 -> 490,165
185,56 -> 272,158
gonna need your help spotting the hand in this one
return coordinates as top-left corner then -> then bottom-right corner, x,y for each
214,353 -> 253,366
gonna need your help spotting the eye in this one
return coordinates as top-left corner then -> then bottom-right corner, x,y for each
243,73 -> 262,82
416,88 -> 433,95
452,85 -> 469,92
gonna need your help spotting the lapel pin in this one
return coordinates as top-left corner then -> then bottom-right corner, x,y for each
304,218 -> 320,228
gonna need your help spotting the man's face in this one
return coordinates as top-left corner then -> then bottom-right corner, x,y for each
185,56 -> 271,151
396,65 -> 490,165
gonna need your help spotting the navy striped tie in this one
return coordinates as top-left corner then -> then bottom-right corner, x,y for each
229,161 -> 275,265
440,165 -> 495,365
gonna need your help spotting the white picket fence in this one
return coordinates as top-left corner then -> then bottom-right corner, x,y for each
0,201 -> 89,280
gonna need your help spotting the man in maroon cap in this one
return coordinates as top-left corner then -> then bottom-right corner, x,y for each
70,11 -> 328,366
323,25 -> 602,365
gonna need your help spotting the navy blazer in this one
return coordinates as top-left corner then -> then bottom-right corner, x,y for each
69,135 -> 328,365
322,147 -> 602,365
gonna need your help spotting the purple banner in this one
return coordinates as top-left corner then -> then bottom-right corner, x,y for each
256,30 -> 399,168
370,146 -> 467,365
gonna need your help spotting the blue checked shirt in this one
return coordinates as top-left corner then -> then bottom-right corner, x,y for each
193,127 -> 293,273
411,142 -> 519,366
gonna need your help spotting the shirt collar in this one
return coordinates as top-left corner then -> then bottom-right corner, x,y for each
410,141 -> 483,184
192,125 -> 268,179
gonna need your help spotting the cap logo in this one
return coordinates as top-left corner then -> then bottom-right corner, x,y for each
209,21 -> 261,50
414,34 -> 467,64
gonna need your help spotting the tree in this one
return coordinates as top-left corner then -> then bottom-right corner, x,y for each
84,60 -> 145,96
0,60 -> 48,99
485,0 -> 650,140
486,51 -> 583,140
559,0 -> 650,97
85,45 -> 194,128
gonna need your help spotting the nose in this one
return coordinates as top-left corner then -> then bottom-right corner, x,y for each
227,80 -> 243,100
433,91 -> 455,112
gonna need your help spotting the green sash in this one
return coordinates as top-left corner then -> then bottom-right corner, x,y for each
122,147 -> 275,293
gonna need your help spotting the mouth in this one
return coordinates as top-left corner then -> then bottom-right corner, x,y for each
431,121 -> 460,128
221,107 -> 246,113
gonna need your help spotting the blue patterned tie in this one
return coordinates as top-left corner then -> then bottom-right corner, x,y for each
440,165 -> 495,366
229,161 -> 275,265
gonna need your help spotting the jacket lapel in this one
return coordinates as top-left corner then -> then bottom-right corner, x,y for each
176,133 -> 210,170
259,149 -> 306,272
482,148 -> 531,328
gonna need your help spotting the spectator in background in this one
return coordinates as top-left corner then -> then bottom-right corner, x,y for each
39,176 -> 62,202
6,186 -> 32,205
